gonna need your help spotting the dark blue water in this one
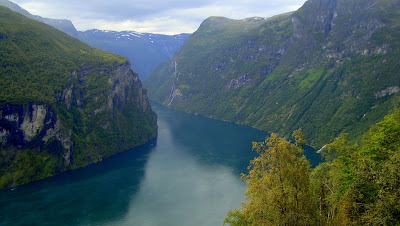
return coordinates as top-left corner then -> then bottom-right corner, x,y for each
0,101 -> 321,225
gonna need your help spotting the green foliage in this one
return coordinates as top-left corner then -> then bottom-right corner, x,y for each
0,6 -> 127,105
312,109 -> 400,224
360,109 -> 400,161
0,6 -> 157,189
298,68 -> 325,90
225,130 -> 318,225
145,0 -> 400,148
0,147 -> 58,189
226,110 -> 400,225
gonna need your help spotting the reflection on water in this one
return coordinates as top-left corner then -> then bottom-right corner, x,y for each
0,101 -> 321,225
110,103 -> 260,225
0,141 -> 155,225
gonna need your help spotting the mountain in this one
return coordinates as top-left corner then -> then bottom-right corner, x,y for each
78,30 -> 191,79
0,6 -> 157,189
0,0 -> 189,79
144,0 -> 400,147
0,0 -> 79,37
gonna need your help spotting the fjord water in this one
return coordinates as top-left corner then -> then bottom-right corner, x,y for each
0,101 -> 321,225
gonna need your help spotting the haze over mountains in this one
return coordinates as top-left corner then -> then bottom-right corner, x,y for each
79,30 -> 190,79
0,0 -> 190,79
0,0 -> 79,37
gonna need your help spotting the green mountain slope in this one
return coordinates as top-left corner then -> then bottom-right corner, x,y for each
145,0 -> 400,147
0,6 -> 157,189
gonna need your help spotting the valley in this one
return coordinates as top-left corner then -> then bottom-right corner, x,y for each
0,0 -> 400,225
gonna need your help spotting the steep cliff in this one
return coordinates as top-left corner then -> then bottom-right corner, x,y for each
0,6 -> 157,189
145,0 -> 400,147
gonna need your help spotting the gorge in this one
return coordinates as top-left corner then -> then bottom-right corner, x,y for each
0,0 -> 400,224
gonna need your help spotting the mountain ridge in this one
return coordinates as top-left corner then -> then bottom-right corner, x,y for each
78,29 -> 190,78
0,0 -> 190,79
145,0 -> 400,147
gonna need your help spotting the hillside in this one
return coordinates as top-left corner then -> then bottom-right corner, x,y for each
0,6 -> 157,189
0,0 -> 79,37
144,0 -> 400,147
79,30 -> 190,79
0,0 -> 190,79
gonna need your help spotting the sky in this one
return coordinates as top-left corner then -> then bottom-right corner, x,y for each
12,0 -> 307,35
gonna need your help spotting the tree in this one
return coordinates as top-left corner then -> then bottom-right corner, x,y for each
349,109 -> 400,224
224,130 -> 318,225
311,109 -> 400,225
226,110 -> 400,225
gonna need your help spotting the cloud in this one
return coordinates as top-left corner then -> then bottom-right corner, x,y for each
85,17 -> 196,35
12,0 -> 306,34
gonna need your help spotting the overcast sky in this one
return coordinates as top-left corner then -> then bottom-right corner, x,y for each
12,0 -> 307,35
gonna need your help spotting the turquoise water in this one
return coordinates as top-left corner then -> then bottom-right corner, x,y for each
0,102 -> 321,225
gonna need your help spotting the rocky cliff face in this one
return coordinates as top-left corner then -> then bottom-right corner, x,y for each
0,7 -> 157,189
0,104 -> 72,165
290,0 -> 390,65
1,63 -> 155,148
145,0 -> 400,147
0,62 -> 157,189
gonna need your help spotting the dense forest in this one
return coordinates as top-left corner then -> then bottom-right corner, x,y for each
224,109 -> 400,225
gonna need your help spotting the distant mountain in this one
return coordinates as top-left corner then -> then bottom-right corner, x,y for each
0,0 -> 79,37
78,30 -> 190,79
0,0 -> 189,79
145,0 -> 400,147
0,6 -> 157,189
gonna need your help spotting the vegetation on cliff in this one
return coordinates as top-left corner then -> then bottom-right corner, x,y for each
0,5 -> 126,105
0,6 -> 157,189
145,0 -> 400,147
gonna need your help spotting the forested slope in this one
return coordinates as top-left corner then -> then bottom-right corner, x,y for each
0,6 -> 157,189
145,0 -> 400,147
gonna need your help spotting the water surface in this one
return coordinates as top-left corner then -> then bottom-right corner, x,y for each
0,101 -> 321,225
